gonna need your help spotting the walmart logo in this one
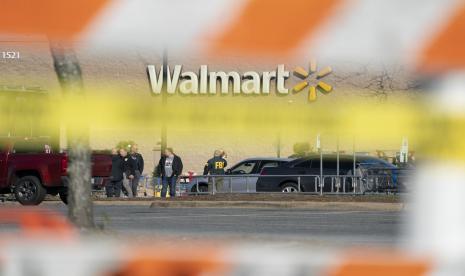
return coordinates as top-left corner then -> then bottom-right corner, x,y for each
293,60 -> 333,102
148,61 -> 333,102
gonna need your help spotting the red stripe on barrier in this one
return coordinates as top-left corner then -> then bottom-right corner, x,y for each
419,4 -> 465,72
209,0 -> 343,56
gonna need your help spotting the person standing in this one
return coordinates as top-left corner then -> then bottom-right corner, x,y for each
130,144 -> 144,197
120,148 -> 136,198
107,148 -> 124,197
203,150 -> 228,193
157,148 -> 183,198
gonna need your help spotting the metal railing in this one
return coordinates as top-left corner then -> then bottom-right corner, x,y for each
184,174 -> 324,195
94,167 -> 412,197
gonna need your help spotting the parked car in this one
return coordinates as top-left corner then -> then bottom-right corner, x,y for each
187,157 -> 293,193
0,138 -> 112,205
256,154 -> 398,193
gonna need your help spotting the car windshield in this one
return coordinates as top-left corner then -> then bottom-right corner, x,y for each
260,161 -> 280,169
13,140 -> 48,154
231,161 -> 256,174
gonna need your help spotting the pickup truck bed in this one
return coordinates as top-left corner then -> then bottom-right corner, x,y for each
0,138 -> 112,205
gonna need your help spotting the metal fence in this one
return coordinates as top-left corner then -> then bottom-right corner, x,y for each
136,167 -> 412,197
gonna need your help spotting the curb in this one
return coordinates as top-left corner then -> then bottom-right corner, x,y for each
149,200 -> 404,211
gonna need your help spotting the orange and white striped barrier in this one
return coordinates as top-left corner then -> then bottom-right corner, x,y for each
0,238 -> 435,276
0,208 -> 76,239
0,209 -> 437,276
2,0 -> 465,72
2,2 -> 465,276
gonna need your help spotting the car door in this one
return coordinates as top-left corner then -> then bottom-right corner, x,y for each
226,160 -> 258,192
339,160 -> 356,192
292,160 -> 316,192
322,159 -> 338,192
242,160 -> 282,192
0,141 -> 8,188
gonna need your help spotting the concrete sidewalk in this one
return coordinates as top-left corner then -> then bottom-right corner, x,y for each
89,194 -> 403,211
95,193 -> 402,202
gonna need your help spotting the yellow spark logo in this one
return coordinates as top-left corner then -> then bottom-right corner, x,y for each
292,60 -> 333,102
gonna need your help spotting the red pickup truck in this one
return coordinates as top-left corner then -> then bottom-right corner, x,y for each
0,138 -> 112,205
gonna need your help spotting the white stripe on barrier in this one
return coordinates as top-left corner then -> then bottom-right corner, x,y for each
81,0 -> 248,52
298,0 -> 461,66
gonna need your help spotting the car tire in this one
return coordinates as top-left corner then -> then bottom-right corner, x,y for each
281,183 -> 300,193
191,184 -> 208,194
365,178 -> 376,192
59,189 -> 68,205
14,176 -> 47,205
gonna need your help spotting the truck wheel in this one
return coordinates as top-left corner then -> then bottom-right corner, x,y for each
59,189 -> 68,205
14,176 -> 47,205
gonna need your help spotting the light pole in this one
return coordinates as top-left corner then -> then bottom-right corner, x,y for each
160,49 -> 168,154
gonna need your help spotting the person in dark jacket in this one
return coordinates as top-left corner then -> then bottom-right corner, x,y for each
157,147 -> 183,198
107,148 -> 124,197
120,148 -> 136,197
130,144 -> 144,197
203,150 -> 228,192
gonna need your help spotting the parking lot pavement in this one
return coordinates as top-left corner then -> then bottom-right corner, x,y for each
36,202 -> 403,246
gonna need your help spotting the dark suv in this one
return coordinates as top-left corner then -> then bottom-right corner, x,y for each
256,154 -> 398,193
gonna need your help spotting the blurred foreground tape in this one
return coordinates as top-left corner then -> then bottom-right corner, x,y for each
2,92 -> 465,160
0,0 -> 110,40
420,115 -> 465,162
